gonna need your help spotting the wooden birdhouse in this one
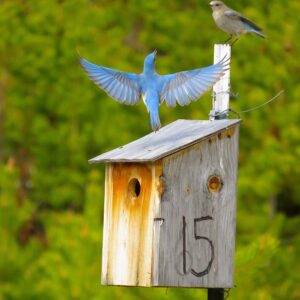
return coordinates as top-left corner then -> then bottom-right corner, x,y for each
89,119 -> 242,289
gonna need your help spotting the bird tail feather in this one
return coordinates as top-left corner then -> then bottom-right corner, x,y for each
150,109 -> 161,132
252,29 -> 267,38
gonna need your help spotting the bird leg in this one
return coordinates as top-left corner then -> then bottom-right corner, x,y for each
224,35 -> 233,44
230,38 -> 239,46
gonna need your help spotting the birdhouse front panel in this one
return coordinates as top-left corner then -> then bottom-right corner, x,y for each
101,162 -> 163,287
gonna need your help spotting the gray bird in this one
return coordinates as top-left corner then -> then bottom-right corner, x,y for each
209,1 -> 266,44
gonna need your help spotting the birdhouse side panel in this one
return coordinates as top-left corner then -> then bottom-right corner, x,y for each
154,126 -> 239,288
101,162 -> 162,287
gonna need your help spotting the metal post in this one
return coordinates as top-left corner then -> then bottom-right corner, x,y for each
207,43 -> 232,300
210,44 -> 231,120
208,288 -> 225,300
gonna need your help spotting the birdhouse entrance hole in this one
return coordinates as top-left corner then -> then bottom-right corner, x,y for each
128,178 -> 141,198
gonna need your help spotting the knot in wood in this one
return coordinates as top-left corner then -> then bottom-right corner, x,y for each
207,175 -> 223,193
157,176 -> 166,196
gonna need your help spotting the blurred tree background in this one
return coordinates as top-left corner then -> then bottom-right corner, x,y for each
0,0 -> 300,299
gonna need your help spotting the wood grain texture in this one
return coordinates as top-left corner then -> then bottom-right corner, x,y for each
101,162 -> 162,287
89,119 -> 241,163
153,125 -> 239,288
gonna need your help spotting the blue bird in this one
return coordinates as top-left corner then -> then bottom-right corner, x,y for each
80,51 -> 229,131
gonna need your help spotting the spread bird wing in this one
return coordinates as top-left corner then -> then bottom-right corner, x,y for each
159,57 -> 229,107
80,57 -> 141,105
224,10 -> 262,32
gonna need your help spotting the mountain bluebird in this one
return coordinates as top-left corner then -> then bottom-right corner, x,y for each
209,1 -> 266,44
80,51 -> 228,131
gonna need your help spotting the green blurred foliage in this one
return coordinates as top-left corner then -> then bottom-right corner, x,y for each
0,0 -> 300,299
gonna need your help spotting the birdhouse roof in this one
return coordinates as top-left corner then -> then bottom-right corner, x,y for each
89,119 -> 242,163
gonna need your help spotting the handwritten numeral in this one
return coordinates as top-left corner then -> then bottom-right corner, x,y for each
182,216 -> 214,278
191,217 -> 214,277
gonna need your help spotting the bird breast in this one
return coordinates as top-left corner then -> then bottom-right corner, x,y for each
213,10 -> 245,36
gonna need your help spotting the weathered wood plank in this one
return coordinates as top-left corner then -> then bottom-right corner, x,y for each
153,125 -> 239,288
101,162 -> 162,287
90,119 -> 241,163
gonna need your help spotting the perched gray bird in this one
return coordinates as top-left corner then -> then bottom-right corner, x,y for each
209,1 -> 266,44
80,51 -> 229,131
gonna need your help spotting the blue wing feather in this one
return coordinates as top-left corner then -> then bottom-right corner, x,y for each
159,58 -> 229,107
80,57 -> 141,105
